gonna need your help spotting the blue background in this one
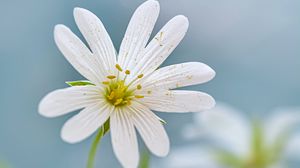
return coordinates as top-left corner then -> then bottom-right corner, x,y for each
0,0 -> 300,167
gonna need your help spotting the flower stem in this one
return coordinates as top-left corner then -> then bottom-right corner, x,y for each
87,127 -> 104,168
139,150 -> 150,168
86,120 -> 110,168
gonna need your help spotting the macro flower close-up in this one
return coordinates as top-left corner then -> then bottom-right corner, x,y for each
1,0 -> 300,167
38,0 -> 215,167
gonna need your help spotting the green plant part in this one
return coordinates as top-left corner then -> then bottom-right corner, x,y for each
66,80 -> 95,86
139,150 -> 151,168
215,150 -> 245,168
0,160 -> 11,168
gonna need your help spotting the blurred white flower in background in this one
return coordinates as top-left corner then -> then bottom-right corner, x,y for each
160,103 -> 300,168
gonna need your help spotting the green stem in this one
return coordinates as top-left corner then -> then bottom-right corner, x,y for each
87,127 -> 104,168
86,120 -> 110,168
139,150 -> 150,168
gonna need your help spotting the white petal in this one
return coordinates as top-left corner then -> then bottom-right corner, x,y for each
141,62 -> 215,90
284,134 -> 300,159
187,103 -> 251,156
74,8 -> 116,74
61,103 -> 111,143
110,108 -> 139,168
264,107 -> 300,145
161,146 -> 221,168
38,86 -> 102,118
140,90 -> 215,113
54,25 -> 103,83
129,101 -> 169,156
269,163 -> 286,168
131,15 -> 189,77
118,0 -> 160,71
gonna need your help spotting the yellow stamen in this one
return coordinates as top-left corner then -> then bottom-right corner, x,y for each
108,91 -> 115,100
107,75 -> 116,79
103,69 -> 146,107
115,64 -> 123,72
125,70 -> 130,75
137,84 -> 142,90
114,98 -> 123,106
138,74 -> 144,78
135,95 -> 144,99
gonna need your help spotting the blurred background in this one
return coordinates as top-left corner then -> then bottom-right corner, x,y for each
0,0 -> 300,167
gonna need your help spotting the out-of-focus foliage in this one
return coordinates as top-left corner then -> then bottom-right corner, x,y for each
0,160 -> 10,168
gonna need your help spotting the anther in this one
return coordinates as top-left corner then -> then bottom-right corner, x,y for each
138,74 -> 144,78
115,64 -> 123,72
107,75 -> 116,79
137,84 -> 142,90
114,98 -> 123,106
125,70 -> 130,75
134,95 -> 144,99
108,91 -> 115,100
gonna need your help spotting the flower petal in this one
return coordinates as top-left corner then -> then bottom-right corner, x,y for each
54,25 -> 103,83
38,86 -> 102,118
74,8 -> 116,74
284,133 -> 300,159
131,15 -> 189,77
110,108 -> 139,168
269,163 -> 286,168
185,103 -> 251,156
141,62 -> 215,90
129,101 -> 169,156
264,107 -> 300,145
61,103 -> 111,143
140,90 -> 215,113
161,146 -> 220,168
118,0 -> 160,71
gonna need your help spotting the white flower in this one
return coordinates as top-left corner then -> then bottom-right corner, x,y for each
38,0 -> 215,167
162,103 -> 300,168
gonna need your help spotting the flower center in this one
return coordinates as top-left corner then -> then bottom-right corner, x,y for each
102,64 -> 144,107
